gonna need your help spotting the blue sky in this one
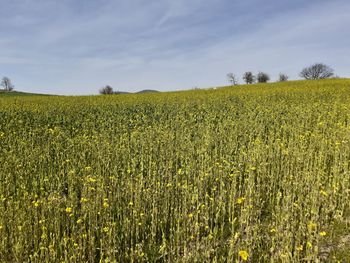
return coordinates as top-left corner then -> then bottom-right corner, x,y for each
0,0 -> 349,95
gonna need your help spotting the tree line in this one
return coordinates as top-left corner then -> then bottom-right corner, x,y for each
100,63 -> 337,94
227,63 -> 335,86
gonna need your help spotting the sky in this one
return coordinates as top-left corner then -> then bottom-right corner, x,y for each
0,0 -> 349,95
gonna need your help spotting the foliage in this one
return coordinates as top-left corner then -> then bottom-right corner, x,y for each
300,63 -> 334,80
278,73 -> 289,82
257,72 -> 270,83
0,77 -> 14,91
243,72 -> 255,84
99,85 -> 114,95
227,73 -> 238,86
1,79 -> 350,262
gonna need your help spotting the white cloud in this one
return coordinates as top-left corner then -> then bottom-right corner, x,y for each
0,0 -> 349,95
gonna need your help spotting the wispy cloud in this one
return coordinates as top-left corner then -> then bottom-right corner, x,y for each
0,0 -> 349,94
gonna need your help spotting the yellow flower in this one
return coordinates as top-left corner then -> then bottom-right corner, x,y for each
320,190 -> 328,197
307,241 -> 312,248
239,250 -> 249,261
188,213 -> 193,218
236,197 -> 245,204
84,166 -> 92,172
65,207 -> 72,213
307,221 -> 317,230
103,201 -> 109,208
319,231 -> 327,236
77,218 -> 83,224
103,227 -> 109,233
87,177 -> 96,183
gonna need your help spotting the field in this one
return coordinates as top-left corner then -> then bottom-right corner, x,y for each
1,79 -> 350,262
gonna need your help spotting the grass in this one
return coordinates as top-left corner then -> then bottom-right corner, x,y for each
0,79 -> 350,262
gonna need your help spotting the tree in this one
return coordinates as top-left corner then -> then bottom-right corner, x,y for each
99,85 -> 114,95
243,72 -> 255,84
278,73 -> 289,82
227,73 -> 238,86
257,72 -> 270,83
1,77 -> 14,91
300,63 -> 334,80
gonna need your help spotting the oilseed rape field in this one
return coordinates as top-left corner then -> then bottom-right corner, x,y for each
1,79 -> 350,262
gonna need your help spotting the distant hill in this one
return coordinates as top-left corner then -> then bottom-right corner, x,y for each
0,90 -> 51,96
112,90 -> 159,95
1,89 -> 161,96
113,91 -> 131,95
136,89 -> 159,94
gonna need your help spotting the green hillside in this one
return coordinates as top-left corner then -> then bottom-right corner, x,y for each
0,79 -> 350,262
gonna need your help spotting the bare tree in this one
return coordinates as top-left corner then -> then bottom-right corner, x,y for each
257,72 -> 270,83
1,77 -> 14,91
278,73 -> 289,82
243,72 -> 255,84
99,85 -> 114,95
227,73 -> 238,86
300,63 -> 334,80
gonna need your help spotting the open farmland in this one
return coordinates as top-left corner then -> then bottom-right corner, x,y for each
1,79 -> 350,262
